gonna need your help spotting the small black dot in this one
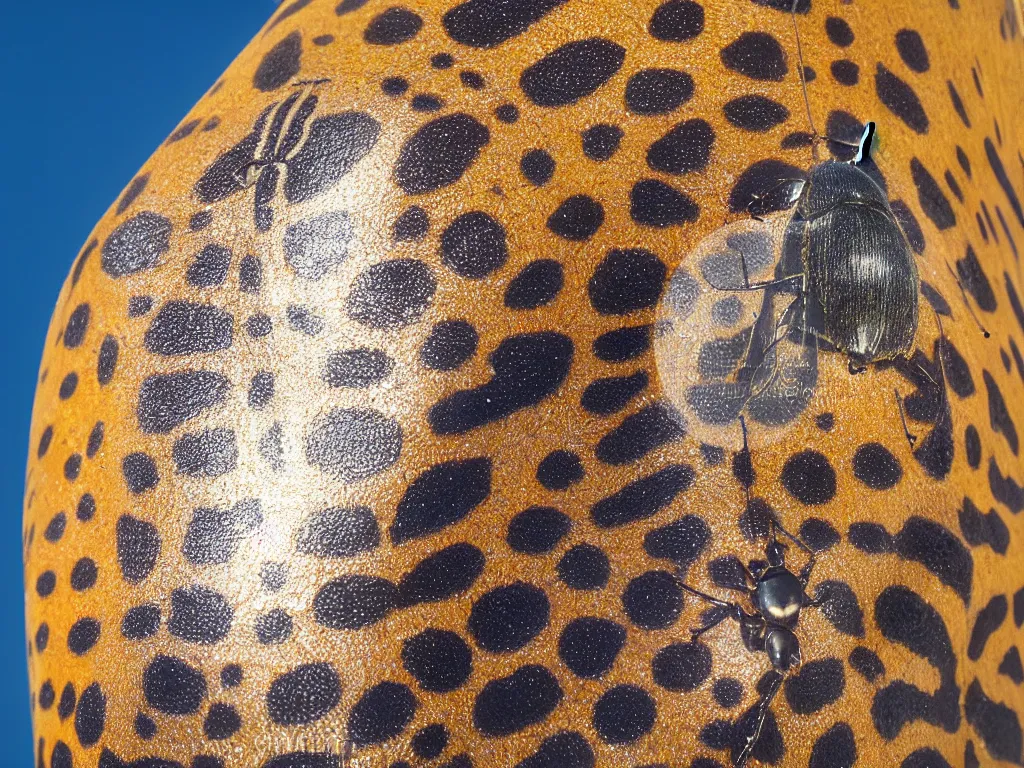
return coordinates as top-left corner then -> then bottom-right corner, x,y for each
70,558 -> 98,591
36,571 -> 56,598
63,454 -> 82,481
431,52 -> 454,69
77,493 -> 96,522
58,372 -> 78,400
44,513 -> 67,543
965,424 -> 982,468
815,413 -> 835,431
135,713 -> 157,740
189,211 -> 213,231
246,313 -> 273,338
411,93 -> 444,112
39,681 -> 55,710
382,77 -> 410,96
460,70 -> 485,89
495,104 -> 520,123
521,149 -> 556,186
221,665 -> 243,688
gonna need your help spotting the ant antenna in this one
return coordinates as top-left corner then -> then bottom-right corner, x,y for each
789,0 -> 821,163
738,415 -> 753,508
945,262 -> 991,338
894,388 -> 917,449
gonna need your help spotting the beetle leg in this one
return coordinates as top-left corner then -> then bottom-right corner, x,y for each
732,670 -> 784,768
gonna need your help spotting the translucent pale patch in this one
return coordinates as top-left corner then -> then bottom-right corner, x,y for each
654,216 -> 819,450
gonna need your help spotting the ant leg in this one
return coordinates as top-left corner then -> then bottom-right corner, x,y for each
771,517 -> 817,587
677,581 -> 736,610
745,178 -> 807,221
705,273 -> 804,293
733,671 -> 785,768
894,388 -> 918,449
945,262 -> 991,338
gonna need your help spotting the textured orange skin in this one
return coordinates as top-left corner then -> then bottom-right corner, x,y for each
24,1 -> 1024,766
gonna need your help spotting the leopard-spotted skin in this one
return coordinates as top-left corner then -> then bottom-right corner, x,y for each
24,1 -> 1024,766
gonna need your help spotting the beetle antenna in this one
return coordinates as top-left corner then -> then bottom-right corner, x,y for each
789,0 -> 820,163
945,261 -> 991,338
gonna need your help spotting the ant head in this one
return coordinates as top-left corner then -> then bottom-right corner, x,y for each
748,558 -> 768,581
766,627 -> 801,672
766,540 -> 786,568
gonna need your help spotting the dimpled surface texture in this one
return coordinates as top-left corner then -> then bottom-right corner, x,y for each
23,0 -> 1024,766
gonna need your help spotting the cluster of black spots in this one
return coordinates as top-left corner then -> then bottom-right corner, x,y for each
547,195 -> 604,241
723,95 -> 789,132
428,332 -> 574,435
647,119 -> 715,174
473,665 -> 562,737
875,64 -> 929,133
557,544 -> 610,590
648,0 -> 704,42
964,678 -> 1023,764
630,179 -> 699,228
266,662 -> 341,726
593,685 -> 656,744
592,466 -> 695,528
102,211 -> 172,278
625,68 -> 694,115
721,32 -> 787,81
831,60 -> 859,86
581,124 -> 623,161
520,38 -> 625,107
581,371 -> 649,416
521,148 -> 556,186
558,617 -> 626,678
395,113 -> 489,195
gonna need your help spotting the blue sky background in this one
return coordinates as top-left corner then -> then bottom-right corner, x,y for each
0,2 -> 272,760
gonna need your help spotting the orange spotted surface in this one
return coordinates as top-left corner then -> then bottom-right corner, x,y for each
23,1 -> 1024,767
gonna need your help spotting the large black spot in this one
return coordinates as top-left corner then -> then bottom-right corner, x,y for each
581,371 -> 648,416
721,32 -> 787,80
784,658 -> 845,714
964,678 -> 1022,764
144,301 -> 233,356
515,731 -> 594,768
593,325 -> 651,362
296,506 -> 379,558
468,582 -> 550,652
121,604 -> 160,640
521,149 -> 555,185
182,499 -> 262,565
266,663 -> 341,726
875,64 -> 928,133
401,629 -> 473,692
505,259 -> 564,309
395,114 -> 489,195
592,467 -> 695,530
74,683 -> 106,747
910,158 -> 955,230
781,450 -> 837,504
546,195 -> 604,241
440,212 -> 508,278
442,0 -> 568,48
967,594 -> 1008,661
429,332 -> 573,435
647,119 -> 714,174
622,570 -> 683,629
558,618 -> 626,679
144,655 -> 208,716
723,95 -> 789,131
625,69 -> 694,115
958,496 -> 1009,555
630,179 -> 699,228
283,211 -> 352,280
186,244 -> 231,287
581,124 -> 623,161
809,722 -> 857,768
520,38 -> 625,107
729,159 -> 806,215
64,304 -> 90,349
313,575 -> 399,630
323,348 -> 393,389
121,451 -> 159,494
893,516 -> 973,604
347,681 -> 417,745
651,641 -> 711,691
506,506 -> 570,554
648,0 -> 705,42
137,371 -> 229,434
800,518 -> 840,551
852,442 -> 903,489
305,407 -> 402,482
984,370 -> 1018,454
102,212 -> 172,277
399,543 -> 485,606
421,320 -> 478,371
346,259 -> 435,329
364,8 -> 422,45
589,249 -> 667,315
254,32 -> 301,90
390,458 -> 491,544
67,617 -> 100,656
557,544 -> 610,590
814,580 -> 865,637
116,516 -> 160,583
284,112 -> 381,204
473,665 -> 562,736
592,685 -> 656,744
167,586 -> 233,645
173,428 -> 238,477
596,402 -> 684,465
895,28 -> 929,72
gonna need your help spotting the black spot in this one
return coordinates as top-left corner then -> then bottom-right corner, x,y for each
121,604 -> 160,640
283,210 -> 352,280
75,684 -> 106,747
412,93 -> 445,112
999,647 -> 1023,684
623,570 -> 683,629
848,522 -> 893,554
39,681 -> 55,710
64,304 -> 90,349
965,425 -> 982,469
723,95 -> 789,132
830,59 -> 859,86
985,138 -> 1024,229
313,575 -> 399,630
76,493 -> 96,523
421,320 -> 478,371
506,507 -> 570,554
625,69 -> 694,115
144,655 -> 208,716
144,301 -> 233,357
592,685 -> 656,744
395,114 -> 489,195
168,585 -> 233,645
968,595 -> 1008,661
442,0 -> 567,47
647,119 -> 715,174
957,245 -> 996,312
297,506 -> 379,558
596,402 -> 684,465
557,544 -> 610,590
592,466 -> 695,528
824,16 -> 854,46
630,179 -> 699,228
324,349 -> 393,389
849,646 -> 885,682
729,159 -> 807,215
809,723 -> 857,768
581,124 -> 623,161
559,617 -> 626,678
37,425 -> 54,459
781,450 -> 836,504
652,641 -> 711,691
173,428 -> 238,478
51,743 -> 73,768
101,211 -> 172,277
398,543 -> 484,606
799,518 -> 840,551
86,421 -> 104,458
581,371 -> 649,416
63,453 -> 82,480
893,517 -> 973,604
186,244 -> 231,288
473,665 -> 562,736
648,0 -> 704,42
36,623 -> 49,653
346,259 -> 435,328
494,103 -> 519,123
984,370 -> 1018,454
116,515 -> 160,583
989,457 -> 1024,514
364,7 -> 422,45
58,684 -> 76,720
469,582 -> 549,652
412,724 -> 449,759
589,249 -> 666,315
117,174 -> 149,213
537,450 -> 584,490
137,371 -> 229,435
44,512 -> 67,543
439,212 -> 508,279
204,702 -> 241,740
67,618 -> 99,656
515,731 -> 594,768
36,571 -> 56,598
964,678 -> 1023,764
58,372 -> 78,401
547,195 -> 604,241
266,663 -> 341,726
390,457 -> 491,544
248,372 -> 274,409
910,157 -> 955,230
959,496 -> 1009,554
70,558 -> 98,591
521,149 -> 555,185
428,332 -> 573,435
901,749 -> 952,768
814,580 -> 865,636
220,665 -> 243,689
721,32 -> 787,81
852,442 -> 903,489
181,501 -> 263,566
593,325 -> 651,362
304,407 -> 402,482
784,658 -> 845,714
875,64 -> 928,133
520,38 -> 625,107
255,610 -> 293,645
402,628 -> 473,693
393,205 -> 429,242
254,31 -> 301,91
